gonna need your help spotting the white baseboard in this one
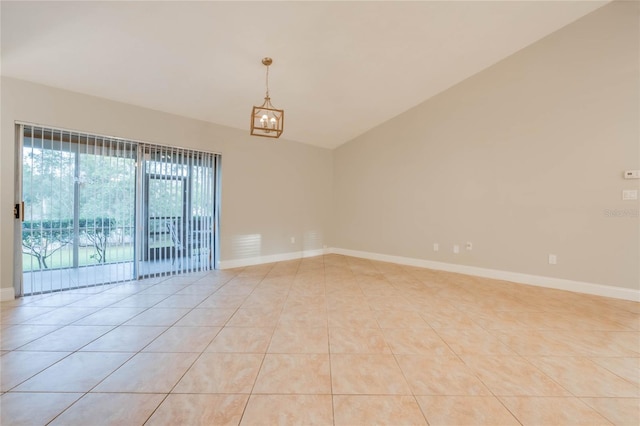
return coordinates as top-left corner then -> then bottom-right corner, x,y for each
0,287 -> 16,302
219,248 -> 326,270
330,247 -> 640,302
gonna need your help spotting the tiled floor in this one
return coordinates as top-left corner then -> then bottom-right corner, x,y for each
1,254 -> 638,425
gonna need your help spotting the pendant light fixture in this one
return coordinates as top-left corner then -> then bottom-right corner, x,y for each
250,57 -> 284,138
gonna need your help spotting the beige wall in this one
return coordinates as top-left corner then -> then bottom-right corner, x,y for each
1,77 -> 332,294
332,1 -> 639,290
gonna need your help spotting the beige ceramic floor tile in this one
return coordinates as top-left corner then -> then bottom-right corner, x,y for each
328,309 -> 380,328
334,395 -> 427,426
173,308 -> 236,326
283,295 -> 326,310
416,395 -> 520,426
550,330 -> 640,357
0,392 -> 83,425
329,327 -> 391,354
18,325 -> 114,351
0,325 -> 60,350
590,357 -> 640,385
326,297 -> 370,312
1,351 -> 69,391
472,309 -> 529,330
278,308 -> 328,328
198,293 -> 247,309
331,354 -> 411,395
109,294 -> 169,308
206,327 -> 273,353
581,397 -> 640,426
268,326 -> 329,353
499,396 -> 613,426
366,295 -> 413,311
253,354 -> 331,394
528,356 -> 639,397
215,285 -> 257,298
241,394 -> 333,426
72,307 -> 147,326
134,283 -> 187,295
67,294 -> 129,308
436,326 -> 517,356
48,392 -> 165,426
0,306 -> 55,324
493,329 -> 578,356
462,355 -> 571,396
94,352 -> 198,393
24,306 -> 99,326
142,326 -> 221,352
373,310 -> 430,328
396,354 -> 491,396
146,394 -> 248,426
4,255 -> 639,426
382,328 -> 454,355
80,326 -> 167,352
14,352 -> 131,392
242,295 -> 287,311
174,284 -> 220,297
604,332 -> 640,355
226,308 -> 280,327
124,308 -> 190,326
422,307 -> 478,329
153,294 -> 209,309
174,353 -> 263,393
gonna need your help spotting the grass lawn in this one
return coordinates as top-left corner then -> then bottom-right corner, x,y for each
22,244 -> 136,271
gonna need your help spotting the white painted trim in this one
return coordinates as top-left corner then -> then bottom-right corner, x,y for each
219,249 -> 325,270
330,248 -> 640,302
0,287 -> 16,302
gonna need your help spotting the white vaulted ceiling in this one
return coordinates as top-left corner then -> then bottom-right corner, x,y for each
1,1 -> 609,148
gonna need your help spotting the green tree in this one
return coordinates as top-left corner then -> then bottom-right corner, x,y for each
22,220 -> 73,269
82,218 -> 116,264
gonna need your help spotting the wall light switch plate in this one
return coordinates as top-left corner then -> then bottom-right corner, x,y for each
548,254 -> 557,265
622,189 -> 638,200
453,245 -> 460,254
433,243 -> 439,252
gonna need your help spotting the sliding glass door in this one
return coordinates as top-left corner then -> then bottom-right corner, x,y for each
138,145 -> 217,278
17,124 -> 219,296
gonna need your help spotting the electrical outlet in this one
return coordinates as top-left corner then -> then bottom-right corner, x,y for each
433,243 -> 439,252
622,189 -> 638,200
624,170 -> 640,179
548,254 -> 557,265
290,237 -> 295,244
453,245 -> 460,254
466,242 -> 472,251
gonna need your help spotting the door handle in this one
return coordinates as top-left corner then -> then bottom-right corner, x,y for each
14,202 -> 24,221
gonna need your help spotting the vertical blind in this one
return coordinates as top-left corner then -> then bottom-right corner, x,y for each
19,123 -> 219,296
138,142 -> 218,278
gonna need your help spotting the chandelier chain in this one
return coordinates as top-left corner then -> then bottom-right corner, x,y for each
265,65 -> 270,98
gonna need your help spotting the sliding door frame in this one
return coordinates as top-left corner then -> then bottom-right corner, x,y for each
14,121 -> 221,297
13,124 -> 24,297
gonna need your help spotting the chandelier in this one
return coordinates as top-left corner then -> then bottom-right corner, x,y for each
250,57 -> 284,138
